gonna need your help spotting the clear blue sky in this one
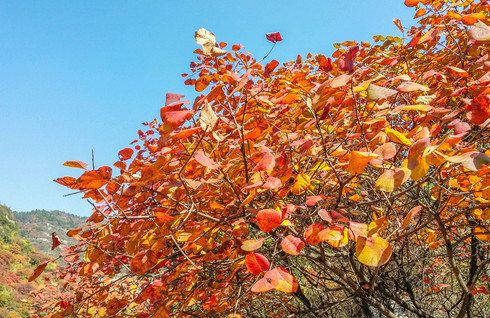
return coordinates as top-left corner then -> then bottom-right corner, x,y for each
0,1 -> 416,216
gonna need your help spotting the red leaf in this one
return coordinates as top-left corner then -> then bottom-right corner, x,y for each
318,209 -> 333,223
263,176 -> 282,190
306,195 -> 324,206
316,54 -> 333,72
51,232 -> 61,250
256,209 -> 283,232
253,152 -> 276,171
331,210 -> 350,222
118,148 -> 134,160
304,223 -> 324,245
338,45 -> 359,73
245,252 -> 270,275
281,235 -> 305,255
165,93 -> 185,106
466,94 -> 490,125
28,260 -> 49,282
266,32 -> 283,43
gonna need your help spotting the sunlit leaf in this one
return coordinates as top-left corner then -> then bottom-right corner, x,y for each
367,84 -> 397,100
348,151 -> 378,175
291,174 -> 311,194
63,161 -> 89,169
245,252 -> 270,274
281,235 -> 305,255
241,237 -> 264,252
264,267 -> 298,293
28,260 -> 49,282
356,235 -> 392,267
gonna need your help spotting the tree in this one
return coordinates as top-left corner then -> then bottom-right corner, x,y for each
37,0 -> 489,317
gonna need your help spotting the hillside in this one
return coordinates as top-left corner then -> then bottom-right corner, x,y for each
13,210 -> 86,256
0,205 -> 55,317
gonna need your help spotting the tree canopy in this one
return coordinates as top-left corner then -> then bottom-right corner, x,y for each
35,0 -> 490,317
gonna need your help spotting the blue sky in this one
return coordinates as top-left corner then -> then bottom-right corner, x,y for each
0,1 -> 416,216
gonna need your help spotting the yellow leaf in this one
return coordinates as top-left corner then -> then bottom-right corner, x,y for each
356,235 -> 392,267
385,128 -> 412,146
291,174 -> 311,194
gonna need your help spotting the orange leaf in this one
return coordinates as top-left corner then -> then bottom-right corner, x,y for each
475,227 -> 490,241
63,161 -> 89,169
356,235 -> 392,267
256,209 -> 283,232
447,66 -> 468,78
393,19 -> 403,33
461,13 -> 486,26
281,235 -> 305,255
320,225 -> 349,248
264,267 -> 298,293
348,151 -> 378,175
241,237 -> 264,252
28,260 -> 49,282
195,75 -> 212,92
304,223 -> 324,245
77,167 -> 112,190
155,211 -> 173,224
404,0 -> 420,7
371,143 -> 396,165
264,60 -> 279,77
245,252 -> 270,275
129,250 -> 158,275
53,176 -> 79,190
399,206 -> 422,231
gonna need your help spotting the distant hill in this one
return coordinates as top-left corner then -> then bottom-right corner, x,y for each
13,210 -> 86,256
0,205 -> 56,317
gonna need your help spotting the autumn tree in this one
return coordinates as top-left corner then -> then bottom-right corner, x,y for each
35,0 -> 490,317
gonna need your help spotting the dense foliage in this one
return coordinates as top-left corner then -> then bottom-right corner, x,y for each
0,205 -> 55,318
42,0 -> 489,317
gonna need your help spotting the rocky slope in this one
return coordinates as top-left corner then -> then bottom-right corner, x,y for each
13,210 -> 86,256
